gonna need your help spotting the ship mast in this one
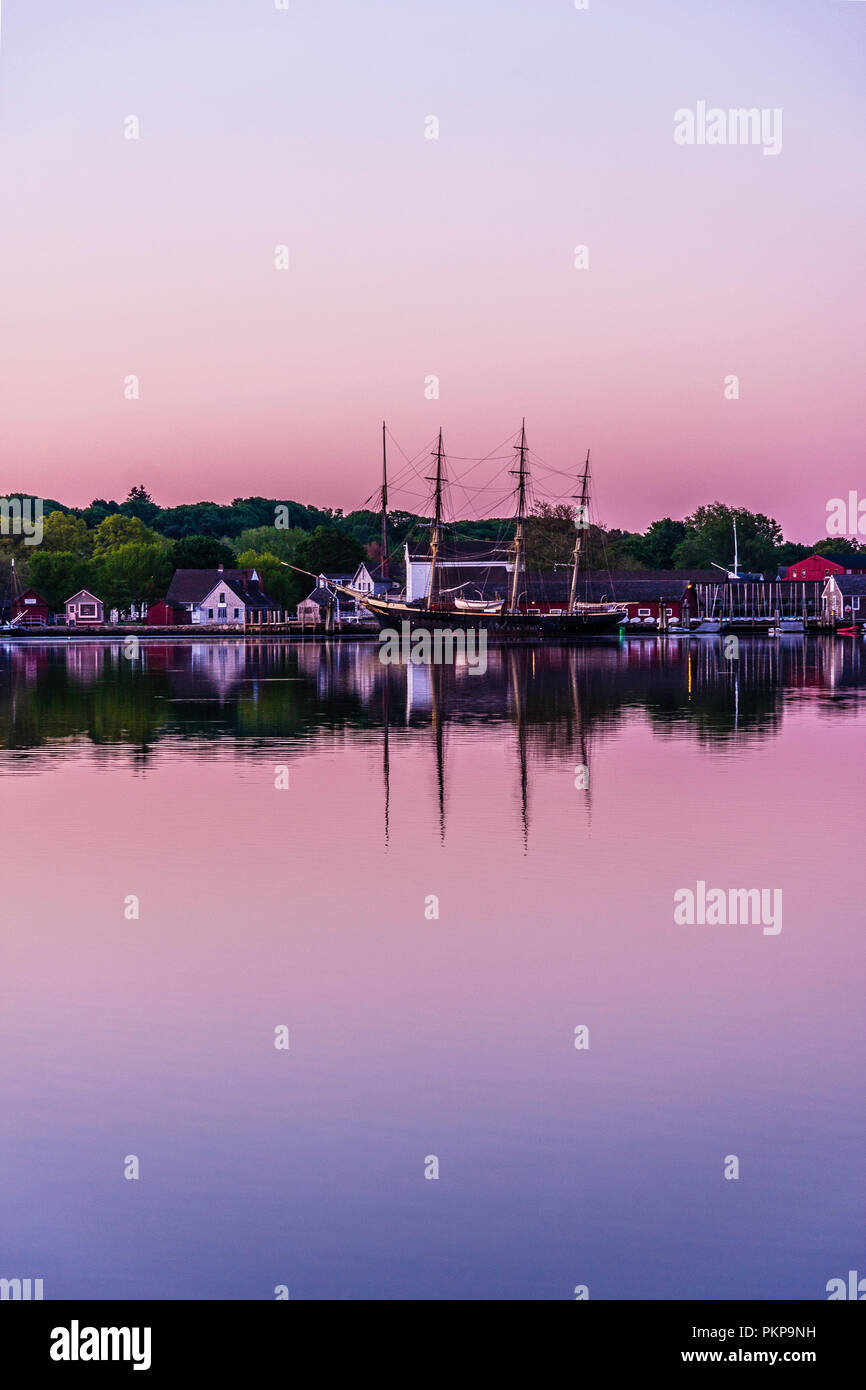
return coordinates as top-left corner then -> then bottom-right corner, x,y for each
426,428 -> 445,609
568,450 -> 591,616
509,420 -> 528,614
380,420 -> 389,579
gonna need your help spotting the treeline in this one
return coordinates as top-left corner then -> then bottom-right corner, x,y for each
2,486 -> 862,615
524,501 -> 866,576
0,487 -> 513,613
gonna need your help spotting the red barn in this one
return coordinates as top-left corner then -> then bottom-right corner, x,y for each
11,588 -> 51,626
785,553 -> 866,582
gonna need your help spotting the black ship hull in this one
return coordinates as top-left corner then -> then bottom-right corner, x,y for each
361,599 -> 625,638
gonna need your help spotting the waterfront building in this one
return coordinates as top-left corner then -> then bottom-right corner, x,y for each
351,561 -> 401,600
785,553 -> 866,582
822,573 -> 866,624
404,539 -> 515,603
145,600 -> 189,626
64,590 -> 105,626
163,566 -> 282,626
298,574 -> 370,624
10,588 -> 51,627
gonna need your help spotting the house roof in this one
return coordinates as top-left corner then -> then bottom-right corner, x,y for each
299,587 -> 335,608
519,572 -> 695,603
200,575 -> 270,608
795,553 -> 866,569
166,568 -> 277,608
65,589 -> 102,604
353,562 -> 401,589
827,574 -> 866,595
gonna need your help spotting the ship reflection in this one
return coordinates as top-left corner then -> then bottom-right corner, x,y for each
1,636 -> 864,813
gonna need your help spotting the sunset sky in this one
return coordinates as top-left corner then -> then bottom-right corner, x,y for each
1,1 -> 864,540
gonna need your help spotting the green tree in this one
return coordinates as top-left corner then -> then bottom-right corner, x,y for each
235,550 -> 299,608
672,503 -> 782,575
773,542 -> 812,569
293,525 -> 365,578
232,497 -> 331,533
27,551 -> 94,610
525,502 -> 575,569
171,535 -> 236,569
40,510 -> 94,557
234,525 -> 306,562
81,498 -> 120,527
93,513 -> 161,555
152,502 -> 237,538
590,527 -> 645,570
119,484 -> 160,526
810,536 -> 866,557
93,542 -> 173,612
635,518 -> 687,569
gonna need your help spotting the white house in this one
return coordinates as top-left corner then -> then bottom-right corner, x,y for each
297,574 -> 369,624
196,573 -> 283,626
352,561 -> 401,600
64,590 -> 104,626
822,573 -> 866,624
164,566 -> 282,626
404,539 -> 515,602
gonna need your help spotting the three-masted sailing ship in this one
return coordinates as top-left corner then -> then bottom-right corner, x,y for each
335,423 -> 627,637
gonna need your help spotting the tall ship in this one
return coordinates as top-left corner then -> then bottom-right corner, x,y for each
330,423 -> 628,638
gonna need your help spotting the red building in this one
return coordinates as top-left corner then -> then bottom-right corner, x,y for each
11,588 -> 51,626
516,571 -> 720,624
784,553 -> 866,582
146,600 -> 189,626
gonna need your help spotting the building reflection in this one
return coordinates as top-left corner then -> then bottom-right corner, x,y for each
1,635 -> 864,784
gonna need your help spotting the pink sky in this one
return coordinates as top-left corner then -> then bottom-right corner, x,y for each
0,1 -> 864,541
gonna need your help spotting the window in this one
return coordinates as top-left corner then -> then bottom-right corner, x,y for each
208,608 -> 213,619
233,608 -> 240,619
79,603 -> 96,617
638,608 -> 651,617
219,592 -> 226,603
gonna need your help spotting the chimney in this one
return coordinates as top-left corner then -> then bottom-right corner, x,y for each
217,564 -> 224,573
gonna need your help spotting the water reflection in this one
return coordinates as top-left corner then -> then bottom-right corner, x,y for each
1,634 -> 863,1301
3,634 -> 865,853
1,635 -> 863,764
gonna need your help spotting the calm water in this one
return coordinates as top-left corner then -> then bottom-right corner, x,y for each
1,636 -> 863,1300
